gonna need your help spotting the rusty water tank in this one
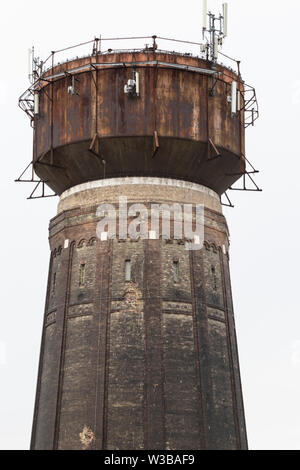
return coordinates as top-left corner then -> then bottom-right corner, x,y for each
33,51 -> 245,196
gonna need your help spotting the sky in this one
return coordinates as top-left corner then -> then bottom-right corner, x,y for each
0,0 -> 300,450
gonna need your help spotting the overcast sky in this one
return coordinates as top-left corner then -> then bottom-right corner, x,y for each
1,0 -> 299,450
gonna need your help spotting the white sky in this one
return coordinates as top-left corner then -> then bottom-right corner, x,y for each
1,0 -> 300,450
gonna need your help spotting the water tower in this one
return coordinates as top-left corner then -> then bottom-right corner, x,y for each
17,3 -> 260,450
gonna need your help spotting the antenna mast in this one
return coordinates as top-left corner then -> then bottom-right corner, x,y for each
202,1 -> 228,63
28,47 -> 44,84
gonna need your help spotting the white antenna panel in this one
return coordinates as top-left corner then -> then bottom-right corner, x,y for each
223,3 -> 228,37
135,71 -> 140,96
34,93 -> 39,115
231,81 -> 237,114
28,48 -> 32,76
214,40 -> 218,60
202,0 -> 207,29
237,90 -> 241,111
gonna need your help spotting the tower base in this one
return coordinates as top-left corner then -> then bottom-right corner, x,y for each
31,177 -> 247,450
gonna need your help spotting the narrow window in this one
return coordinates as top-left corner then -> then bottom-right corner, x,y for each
211,266 -> 217,291
52,272 -> 56,293
173,261 -> 179,283
125,260 -> 131,282
79,263 -> 86,287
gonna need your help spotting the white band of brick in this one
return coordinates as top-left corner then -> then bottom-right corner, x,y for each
60,177 -> 219,202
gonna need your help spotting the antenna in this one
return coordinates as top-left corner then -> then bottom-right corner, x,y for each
214,39 -> 218,61
34,93 -> 39,115
202,0 -> 207,30
135,71 -> 140,96
237,90 -> 241,112
231,81 -> 237,115
28,48 -> 32,81
223,3 -> 228,37
28,47 -> 34,84
202,2 -> 229,63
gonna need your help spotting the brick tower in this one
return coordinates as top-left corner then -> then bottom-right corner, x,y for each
18,28 -> 259,450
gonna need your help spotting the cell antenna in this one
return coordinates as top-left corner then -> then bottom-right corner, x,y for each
202,1 -> 229,63
231,81 -> 237,115
28,47 -> 34,84
202,0 -> 207,30
223,3 -> 228,37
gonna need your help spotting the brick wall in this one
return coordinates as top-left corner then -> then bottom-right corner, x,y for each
31,181 -> 247,450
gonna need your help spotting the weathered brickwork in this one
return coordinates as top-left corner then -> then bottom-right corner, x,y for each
31,180 -> 247,450
161,241 -> 192,303
33,323 -> 57,449
57,315 -> 94,450
203,243 -> 224,309
107,284 -> 145,450
162,313 -> 200,450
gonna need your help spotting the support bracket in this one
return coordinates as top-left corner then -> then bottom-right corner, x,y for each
89,133 -> 106,165
209,76 -> 218,97
229,171 -> 262,192
15,161 -> 57,199
152,131 -> 159,159
221,191 -> 234,208
15,161 -> 40,183
27,180 -> 57,200
207,138 -> 221,161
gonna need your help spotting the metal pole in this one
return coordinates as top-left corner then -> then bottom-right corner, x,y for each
51,52 -> 54,166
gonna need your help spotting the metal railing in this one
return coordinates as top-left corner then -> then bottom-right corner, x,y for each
19,35 -> 259,129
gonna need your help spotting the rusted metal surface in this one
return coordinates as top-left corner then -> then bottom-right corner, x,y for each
26,51 -> 248,196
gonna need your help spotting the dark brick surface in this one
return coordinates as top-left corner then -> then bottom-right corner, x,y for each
31,189 -> 247,450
